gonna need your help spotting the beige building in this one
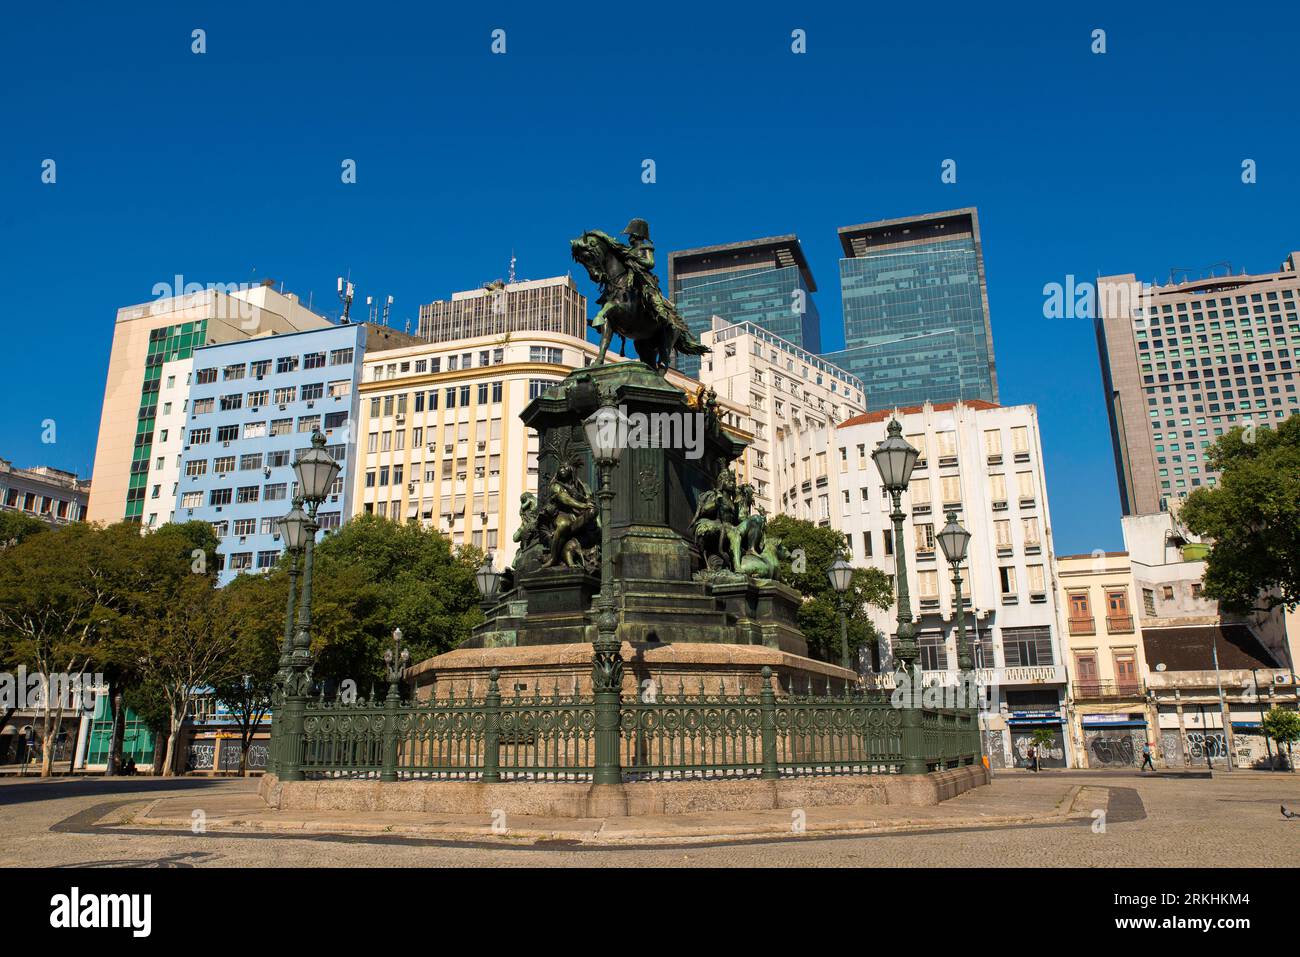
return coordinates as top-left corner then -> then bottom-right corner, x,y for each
1096,252 -> 1300,516
417,276 -> 587,343
698,316 -> 865,522
0,459 -> 90,526
1055,551 -> 1154,768
1123,512 -> 1297,769
351,328 -> 754,567
88,282 -> 331,524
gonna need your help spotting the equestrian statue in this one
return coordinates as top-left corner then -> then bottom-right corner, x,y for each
570,218 -> 710,373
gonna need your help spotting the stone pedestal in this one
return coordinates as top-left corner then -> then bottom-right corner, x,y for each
409,641 -> 859,701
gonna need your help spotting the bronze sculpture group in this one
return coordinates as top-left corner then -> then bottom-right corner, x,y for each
511,218 -> 787,585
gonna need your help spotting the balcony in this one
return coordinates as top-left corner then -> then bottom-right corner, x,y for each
1072,679 -> 1143,700
1068,618 -> 1096,636
1105,615 -> 1135,634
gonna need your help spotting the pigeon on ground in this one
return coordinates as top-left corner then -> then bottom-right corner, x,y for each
1282,805 -> 1298,819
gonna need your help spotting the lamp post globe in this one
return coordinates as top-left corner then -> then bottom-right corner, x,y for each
936,511 -> 971,565
475,554 -> 502,611
583,403 -> 626,466
828,558 -> 854,673
828,558 -> 853,595
871,418 -> 919,492
294,430 -> 341,505
277,500 -> 310,552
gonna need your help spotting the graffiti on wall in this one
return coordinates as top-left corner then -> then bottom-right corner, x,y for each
1084,729 -> 1139,766
1012,731 -> 1065,768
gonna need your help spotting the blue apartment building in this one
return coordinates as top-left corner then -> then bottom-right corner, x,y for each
176,323 -> 366,584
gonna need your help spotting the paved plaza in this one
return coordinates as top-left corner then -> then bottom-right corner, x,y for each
1,770 -> 1296,868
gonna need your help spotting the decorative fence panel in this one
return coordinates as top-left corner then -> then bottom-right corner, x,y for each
286,671 -> 979,782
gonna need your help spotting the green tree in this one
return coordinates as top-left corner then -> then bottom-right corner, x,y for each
1262,707 -> 1300,770
1179,417 -> 1300,614
0,523 -> 128,776
768,516 -> 893,668
0,511 -> 49,553
255,514 -> 483,692
211,575 -> 281,774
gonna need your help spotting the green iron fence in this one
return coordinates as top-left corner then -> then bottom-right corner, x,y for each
280,667 -> 980,782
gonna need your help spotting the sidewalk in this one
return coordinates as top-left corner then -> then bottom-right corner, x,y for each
111,776 -> 1097,846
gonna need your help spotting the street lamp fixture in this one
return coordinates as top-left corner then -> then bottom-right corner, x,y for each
871,419 -> 921,675
583,398 -> 626,787
475,554 -> 502,612
828,558 -> 854,673
279,432 -> 342,782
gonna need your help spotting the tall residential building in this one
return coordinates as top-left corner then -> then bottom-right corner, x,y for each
698,316 -> 866,520
825,208 -> 999,411
88,282 -> 332,524
352,332 -> 754,567
417,276 -> 587,343
834,400 -> 1069,769
0,459 -> 90,525
668,236 -> 821,379
1096,253 -> 1300,515
175,323 -> 376,585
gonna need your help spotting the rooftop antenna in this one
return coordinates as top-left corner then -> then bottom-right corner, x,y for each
382,294 -> 394,326
404,318 -> 411,335
337,273 -> 355,323
508,251 -> 517,285
366,295 -> 377,324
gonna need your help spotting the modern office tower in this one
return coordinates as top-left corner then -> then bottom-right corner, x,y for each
175,323 -> 373,585
351,332 -> 755,567
697,316 -> 865,520
0,459 -> 90,525
834,399 -> 1069,768
825,208 -> 999,411
417,276 -> 588,343
1096,253 -> 1300,515
88,282 -> 332,525
668,235 -> 821,379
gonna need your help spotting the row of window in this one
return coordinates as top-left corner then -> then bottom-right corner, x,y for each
194,348 -> 354,385
186,413 -> 347,445
191,380 -> 352,413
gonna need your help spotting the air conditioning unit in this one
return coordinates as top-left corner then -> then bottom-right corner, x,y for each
307,401 -> 315,409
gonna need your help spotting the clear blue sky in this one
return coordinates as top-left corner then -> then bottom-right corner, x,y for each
3,2 -> 1297,555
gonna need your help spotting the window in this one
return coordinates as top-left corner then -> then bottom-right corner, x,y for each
243,421 -> 267,439
990,473 -> 1007,502
330,348 -> 354,366
910,479 -> 930,506
209,488 -> 232,506
328,380 -> 351,398
861,531 -> 872,558
236,486 -> 260,504
940,476 -> 961,505
993,519 -> 1012,548
297,415 -> 321,433
917,569 -> 939,598
1001,626 -> 1054,667
301,382 -> 324,401
914,523 -> 934,553
264,483 -> 287,501
233,518 -> 257,536
1142,588 -> 1156,616
1191,582 -> 1204,598
247,389 -> 268,407
276,356 -> 299,374
185,459 -> 208,477
1161,585 -> 1174,601
223,363 -> 246,381
999,565 -> 1017,594
1027,564 -> 1046,594
196,368 -> 217,385
270,418 -> 293,436
984,430 -> 1002,456
936,431 -> 957,458
192,397 -> 215,415
304,352 -> 326,370
239,453 -> 263,471
1011,426 -> 1030,454
918,633 -> 946,671
274,386 -> 296,404
181,491 -> 203,509
251,359 -> 271,377
1016,472 -> 1034,499
217,425 -> 239,442
212,455 -> 235,473
1022,517 -> 1040,546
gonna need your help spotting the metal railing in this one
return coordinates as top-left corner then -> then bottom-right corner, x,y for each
280,668 -> 979,782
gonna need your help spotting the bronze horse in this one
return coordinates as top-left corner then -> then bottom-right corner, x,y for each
570,228 -> 709,373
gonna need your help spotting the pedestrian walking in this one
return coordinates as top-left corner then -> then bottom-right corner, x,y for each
1140,742 -> 1156,772
1027,745 -> 1038,772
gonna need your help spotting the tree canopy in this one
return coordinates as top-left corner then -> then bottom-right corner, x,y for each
1179,416 -> 1300,614
768,515 -> 893,667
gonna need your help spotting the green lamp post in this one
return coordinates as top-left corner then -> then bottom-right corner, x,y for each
268,496 -> 308,775
475,553 -> 502,615
828,558 -> 854,673
582,400 -> 627,786
872,419 -> 925,773
938,509 -> 981,766
279,431 -> 341,782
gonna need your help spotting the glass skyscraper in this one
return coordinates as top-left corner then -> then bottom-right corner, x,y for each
825,208 -> 998,411
668,236 -> 821,379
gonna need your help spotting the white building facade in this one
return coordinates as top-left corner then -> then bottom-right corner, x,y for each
834,400 -> 1072,769
698,316 -> 865,521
